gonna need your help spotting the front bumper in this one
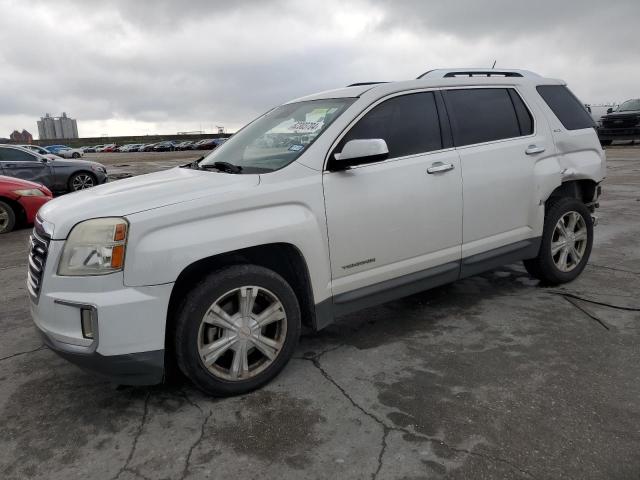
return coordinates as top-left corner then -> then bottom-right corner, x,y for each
597,127 -> 640,140
29,237 -> 173,385
38,326 -> 164,385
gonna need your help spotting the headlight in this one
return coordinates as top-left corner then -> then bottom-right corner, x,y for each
13,189 -> 44,197
58,218 -> 128,276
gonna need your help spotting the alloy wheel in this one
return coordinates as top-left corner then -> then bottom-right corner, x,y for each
72,174 -> 94,190
551,211 -> 588,272
0,206 -> 9,232
197,286 -> 287,381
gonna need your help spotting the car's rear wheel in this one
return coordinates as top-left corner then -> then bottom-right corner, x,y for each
523,197 -> 593,284
175,264 -> 301,396
0,200 -> 16,234
69,172 -> 96,191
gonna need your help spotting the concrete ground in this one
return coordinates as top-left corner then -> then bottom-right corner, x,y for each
1,147 -> 639,479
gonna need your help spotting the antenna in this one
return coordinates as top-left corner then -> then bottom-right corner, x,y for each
491,60 -> 497,69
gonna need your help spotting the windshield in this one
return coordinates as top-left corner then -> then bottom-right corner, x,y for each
199,98 -> 355,173
618,99 -> 640,112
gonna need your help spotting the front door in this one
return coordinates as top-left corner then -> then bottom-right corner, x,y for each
0,147 -> 52,188
323,91 -> 463,304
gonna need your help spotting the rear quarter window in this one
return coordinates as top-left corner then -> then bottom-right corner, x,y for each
536,85 -> 595,130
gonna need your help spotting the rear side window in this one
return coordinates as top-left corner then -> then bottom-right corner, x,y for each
338,92 -> 442,159
536,85 -> 595,130
445,88 -> 525,146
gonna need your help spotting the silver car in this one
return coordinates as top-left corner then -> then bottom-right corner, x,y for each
0,145 -> 108,193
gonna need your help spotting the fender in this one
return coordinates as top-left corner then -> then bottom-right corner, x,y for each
123,163 -> 332,306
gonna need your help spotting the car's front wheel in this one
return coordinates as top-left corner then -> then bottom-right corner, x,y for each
174,264 -> 301,396
72,152 -> 80,158
69,172 -> 96,191
523,197 -> 593,284
0,200 -> 16,234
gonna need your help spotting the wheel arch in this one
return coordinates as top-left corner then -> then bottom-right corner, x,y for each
545,179 -> 599,207
0,195 -> 26,226
165,242 -> 317,368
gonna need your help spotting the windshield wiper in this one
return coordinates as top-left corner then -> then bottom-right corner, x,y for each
200,161 -> 243,174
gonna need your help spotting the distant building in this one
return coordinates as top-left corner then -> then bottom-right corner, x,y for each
9,129 -> 33,143
37,112 -> 79,139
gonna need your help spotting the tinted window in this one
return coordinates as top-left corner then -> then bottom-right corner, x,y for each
0,148 -> 38,162
537,85 -> 595,130
445,88 -> 522,146
508,89 -> 533,135
338,92 -> 442,159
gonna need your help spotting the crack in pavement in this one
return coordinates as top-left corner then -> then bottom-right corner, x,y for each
112,390 -> 151,480
589,263 -> 640,276
547,291 -> 640,312
0,344 -> 45,362
301,349 -> 538,479
563,296 -> 611,330
180,408 -> 212,480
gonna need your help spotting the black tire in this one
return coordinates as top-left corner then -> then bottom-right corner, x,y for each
0,200 -> 16,234
523,197 -> 593,285
600,139 -> 612,146
72,152 -> 80,158
68,172 -> 96,191
174,264 -> 301,396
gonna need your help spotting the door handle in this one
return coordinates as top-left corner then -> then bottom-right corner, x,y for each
525,145 -> 545,155
427,162 -> 454,174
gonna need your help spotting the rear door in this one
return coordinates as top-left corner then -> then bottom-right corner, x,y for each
0,147 -> 53,187
323,91 -> 463,302
443,87 -> 554,274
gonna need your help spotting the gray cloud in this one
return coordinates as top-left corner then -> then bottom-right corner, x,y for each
0,0 -> 638,138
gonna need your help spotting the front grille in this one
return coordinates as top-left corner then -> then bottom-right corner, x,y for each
601,116 -> 639,129
27,225 -> 50,302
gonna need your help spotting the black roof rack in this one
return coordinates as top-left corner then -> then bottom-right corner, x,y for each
346,82 -> 388,87
442,71 -> 523,78
417,70 -> 524,79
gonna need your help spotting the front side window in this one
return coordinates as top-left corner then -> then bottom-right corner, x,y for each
536,85 -> 595,130
199,98 -> 355,173
0,148 -> 38,162
445,88 -> 524,147
336,92 -> 442,160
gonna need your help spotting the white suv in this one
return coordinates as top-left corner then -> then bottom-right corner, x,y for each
30,69 -> 604,396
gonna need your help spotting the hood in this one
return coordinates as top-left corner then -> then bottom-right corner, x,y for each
0,175 -> 47,190
39,166 -> 260,239
49,157 -> 104,169
605,110 -> 640,117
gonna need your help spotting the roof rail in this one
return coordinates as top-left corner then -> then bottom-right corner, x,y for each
347,82 -> 388,87
417,68 -> 539,79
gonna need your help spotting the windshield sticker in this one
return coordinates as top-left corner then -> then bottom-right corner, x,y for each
288,121 -> 324,133
288,144 -> 304,152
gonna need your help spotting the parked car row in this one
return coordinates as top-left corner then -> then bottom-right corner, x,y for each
0,144 -> 108,232
78,138 -> 228,153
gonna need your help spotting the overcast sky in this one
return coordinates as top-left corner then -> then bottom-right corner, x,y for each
0,0 -> 638,139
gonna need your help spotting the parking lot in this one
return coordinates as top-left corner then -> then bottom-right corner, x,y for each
1,147 -> 639,479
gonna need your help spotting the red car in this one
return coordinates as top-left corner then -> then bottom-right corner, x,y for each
0,176 -> 53,233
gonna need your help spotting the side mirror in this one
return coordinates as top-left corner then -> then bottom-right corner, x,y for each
331,139 -> 389,170
606,108 -> 613,114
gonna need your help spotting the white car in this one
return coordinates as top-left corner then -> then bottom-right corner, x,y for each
55,147 -> 84,159
19,144 -> 61,161
30,68 -> 604,396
